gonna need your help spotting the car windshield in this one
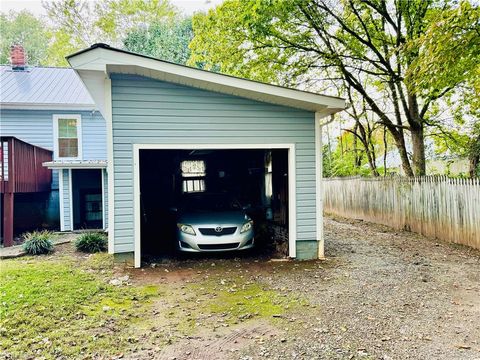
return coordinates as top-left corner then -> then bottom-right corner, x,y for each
180,193 -> 242,212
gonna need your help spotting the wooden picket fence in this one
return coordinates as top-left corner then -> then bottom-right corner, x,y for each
323,176 -> 480,250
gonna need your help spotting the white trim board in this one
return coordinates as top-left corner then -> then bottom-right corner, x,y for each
105,77 -> 115,254
67,45 -> 346,117
101,169 -> 106,230
59,170 -> 65,231
315,113 -> 324,258
43,161 -> 107,169
68,169 -> 74,231
132,143 -> 297,268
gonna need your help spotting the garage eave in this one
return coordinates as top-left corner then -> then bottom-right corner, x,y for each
67,44 -> 346,115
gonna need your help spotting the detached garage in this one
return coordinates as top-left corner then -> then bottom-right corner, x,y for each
67,44 -> 345,268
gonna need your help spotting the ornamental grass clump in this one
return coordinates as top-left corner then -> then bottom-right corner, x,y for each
75,232 -> 107,253
22,230 -> 54,255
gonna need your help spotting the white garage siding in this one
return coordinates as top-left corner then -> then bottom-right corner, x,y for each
110,74 -> 318,256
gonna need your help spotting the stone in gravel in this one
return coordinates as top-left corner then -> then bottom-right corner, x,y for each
357,349 -> 369,357
109,279 -> 122,286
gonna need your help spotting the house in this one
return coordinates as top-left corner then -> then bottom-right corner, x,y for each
67,43 -> 346,267
0,45 -> 108,239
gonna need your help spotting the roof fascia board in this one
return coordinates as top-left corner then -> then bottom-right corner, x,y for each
68,47 -> 346,113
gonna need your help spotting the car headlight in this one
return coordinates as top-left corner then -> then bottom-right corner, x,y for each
177,223 -> 196,235
240,220 -> 253,233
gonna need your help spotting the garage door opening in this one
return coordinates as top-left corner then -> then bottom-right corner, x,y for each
138,148 -> 292,262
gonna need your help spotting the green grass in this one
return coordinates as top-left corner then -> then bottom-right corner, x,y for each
0,255 -> 159,359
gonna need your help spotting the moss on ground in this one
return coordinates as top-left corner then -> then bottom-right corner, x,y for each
154,274 -> 306,339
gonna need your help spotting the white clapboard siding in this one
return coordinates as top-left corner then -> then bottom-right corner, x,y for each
323,176 -> 480,250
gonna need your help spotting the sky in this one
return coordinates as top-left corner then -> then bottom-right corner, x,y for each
0,0 -> 224,16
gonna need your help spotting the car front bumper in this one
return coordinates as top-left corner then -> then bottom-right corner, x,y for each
177,227 -> 254,252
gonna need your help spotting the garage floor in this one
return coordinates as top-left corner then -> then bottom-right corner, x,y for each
125,216 -> 480,360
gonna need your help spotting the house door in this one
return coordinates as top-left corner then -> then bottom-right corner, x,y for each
72,169 -> 103,229
80,189 -> 102,228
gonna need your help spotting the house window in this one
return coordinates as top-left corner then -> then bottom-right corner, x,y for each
53,115 -> 82,159
181,160 -> 206,193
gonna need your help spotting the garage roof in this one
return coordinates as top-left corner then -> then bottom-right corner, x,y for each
67,43 -> 345,118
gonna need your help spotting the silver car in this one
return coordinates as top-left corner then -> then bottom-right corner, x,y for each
175,193 -> 254,252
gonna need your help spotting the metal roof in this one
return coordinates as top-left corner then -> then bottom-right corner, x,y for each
0,65 -> 95,107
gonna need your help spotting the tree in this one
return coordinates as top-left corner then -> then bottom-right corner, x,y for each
123,17 -> 193,64
323,129 -> 378,178
0,10 -> 51,66
190,0 -> 479,176
43,0 -> 178,64
95,0 -> 178,43
407,1 -> 480,107
45,30 -> 79,67
408,1 -> 480,177
342,85 -> 382,176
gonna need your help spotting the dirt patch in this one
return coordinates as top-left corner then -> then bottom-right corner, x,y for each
126,321 -> 278,360
127,257 -> 321,285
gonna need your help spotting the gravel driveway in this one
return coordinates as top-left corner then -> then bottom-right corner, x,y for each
248,217 -> 480,359
128,216 -> 480,360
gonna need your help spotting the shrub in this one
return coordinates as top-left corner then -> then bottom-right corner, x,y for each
22,231 -> 54,255
75,232 -> 107,253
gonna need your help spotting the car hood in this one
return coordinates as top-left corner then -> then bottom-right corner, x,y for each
178,210 -> 248,226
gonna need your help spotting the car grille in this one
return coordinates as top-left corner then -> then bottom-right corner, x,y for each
198,243 -> 240,250
198,227 -> 237,236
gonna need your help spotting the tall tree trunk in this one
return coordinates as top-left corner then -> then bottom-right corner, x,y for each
365,150 -> 380,177
352,122 -> 362,168
469,156 -> 479,178
386,126 -> 414,176
408,93 -> 426,176
411,126 -> 426,176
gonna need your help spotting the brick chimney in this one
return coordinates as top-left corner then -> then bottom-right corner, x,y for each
10,44 -> 26,70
